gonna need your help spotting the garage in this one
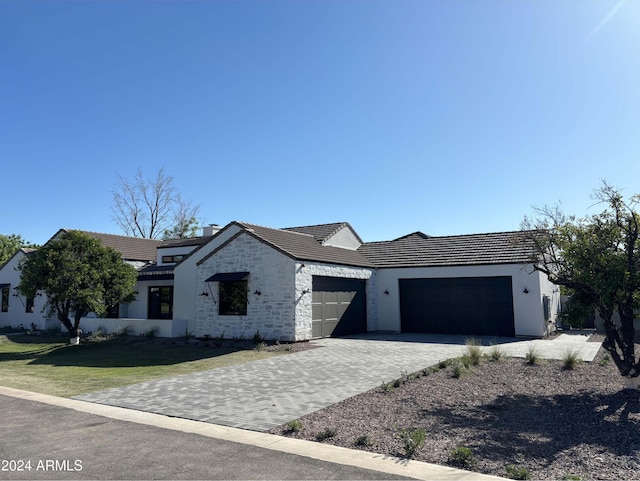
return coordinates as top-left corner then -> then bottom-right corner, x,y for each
312,276 -> 367,338
399,276 -> 515,337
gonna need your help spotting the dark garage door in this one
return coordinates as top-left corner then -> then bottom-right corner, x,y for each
399,276 -> 515,337
312,277 -> 367,338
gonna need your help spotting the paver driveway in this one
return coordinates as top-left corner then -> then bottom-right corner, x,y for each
76,332 -> 601,432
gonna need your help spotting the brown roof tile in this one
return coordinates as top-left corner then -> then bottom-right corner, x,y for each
359,231 -> 535,268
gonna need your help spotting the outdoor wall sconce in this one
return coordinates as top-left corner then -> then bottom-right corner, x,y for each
523,288 -> 529,294
11,292 -> 19,297
384,289 -> 390,295
301,289 -> 311,295
199,291 -> 209,297
254,289 -> 261,296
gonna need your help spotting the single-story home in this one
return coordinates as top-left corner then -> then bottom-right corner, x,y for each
0,221 -> 560,340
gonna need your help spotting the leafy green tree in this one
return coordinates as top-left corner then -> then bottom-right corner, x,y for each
522,182 -> 640,386
0,234 -> 35,266
16,231 -> 138,340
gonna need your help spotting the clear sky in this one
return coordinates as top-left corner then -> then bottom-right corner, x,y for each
1,0 -> 639,246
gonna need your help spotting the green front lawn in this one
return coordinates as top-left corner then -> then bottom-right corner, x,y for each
0,334 -> 288,398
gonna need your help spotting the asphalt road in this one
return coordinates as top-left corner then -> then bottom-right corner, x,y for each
0,394 -> 410,480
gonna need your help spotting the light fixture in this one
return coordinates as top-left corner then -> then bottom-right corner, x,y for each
301,288 -> 311,295
384,289 -> 390,295
11,292 -> 19,297
523,288 -> 529,294
254,289 -> 261,296
199,291 -> 209,297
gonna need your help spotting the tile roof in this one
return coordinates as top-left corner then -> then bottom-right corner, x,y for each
159,236 -> 215,249
283,222 -> 363,244
235,222 -> 374,268
358,231 -> 535,268
72,231 -> 163,263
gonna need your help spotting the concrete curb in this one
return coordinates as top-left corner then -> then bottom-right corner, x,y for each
1,385 -> 503,481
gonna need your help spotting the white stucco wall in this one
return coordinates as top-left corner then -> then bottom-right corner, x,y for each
196,233 -> 297,341
324,228 -> 362,250
376,263 -> 558,338
293,262 -> 376,340
0,251 -> 53,330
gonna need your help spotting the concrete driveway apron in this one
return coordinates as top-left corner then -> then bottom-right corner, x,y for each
75,333 -> 601,432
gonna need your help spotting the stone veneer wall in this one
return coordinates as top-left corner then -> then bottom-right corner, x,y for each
196,233 -> 297,341
294,262 -> 376,340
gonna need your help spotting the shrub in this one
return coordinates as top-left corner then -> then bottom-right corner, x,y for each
392,378 -> 403,388
448,446 -> 476,469
452,359 -> 467,378
397,427 -> 426,458
380,381 -> 394,393
113,326 -> 131,338
145,326 -> 159,339
354,434 -> 374,447
505,464 -> 531,480
253,330 -> 265,346
316,428 -> 337,441
438,359 -> 452,369
285,420 -> 303,433
525,345 -> 541,365
562,349 -> 582,370
488,345 -> 505,362
465,339 -> 483,365
599,354 -> 610,367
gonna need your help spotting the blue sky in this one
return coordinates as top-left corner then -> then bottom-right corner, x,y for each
2,0 -> 639,246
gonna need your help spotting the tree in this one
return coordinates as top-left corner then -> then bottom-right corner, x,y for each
16,231 -> 138,341
112,167 -> 200,240
522,182 -> 640,387
0,234 -> 35,266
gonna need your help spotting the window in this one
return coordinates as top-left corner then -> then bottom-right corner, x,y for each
162,255 -> 185,264
106,304 -> 119,318
26,296 -> 35,314
1,286 -> 9,313
148,286 -> 173,319
219,280 -> 248,316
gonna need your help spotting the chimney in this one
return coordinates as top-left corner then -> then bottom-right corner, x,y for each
202,224 -> 220,237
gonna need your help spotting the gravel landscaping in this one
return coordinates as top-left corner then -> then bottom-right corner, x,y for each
269,339 -> 640,480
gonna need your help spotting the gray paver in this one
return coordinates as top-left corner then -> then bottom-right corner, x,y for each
75,332 -> 602,432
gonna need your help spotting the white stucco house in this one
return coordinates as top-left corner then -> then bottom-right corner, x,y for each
0,221 -> 560,340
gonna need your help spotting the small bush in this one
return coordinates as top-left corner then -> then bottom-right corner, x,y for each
488,345 -> 505,362
438,359 -> 453,369
452,359 -> 467,379
316,428 -> 337,441
505,464 -> 531,480
465,339 -> 483,365
562,349 -> 582,370
380,381 -> 394,393
397,427 -> 426,458
253,330 -> 265,346
448,446 -> 476,469
354,434 -> 374,447
145,326 -> 159,339
525,345 -> 541,365
286,420 -> 303,433
599,354 -> 610,367
113,326 -> 131,338
392,378 -> 403,388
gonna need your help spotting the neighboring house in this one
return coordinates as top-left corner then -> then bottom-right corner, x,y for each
0,222 -> 559,340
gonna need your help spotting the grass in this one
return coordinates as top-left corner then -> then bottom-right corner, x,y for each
0,334 -> 289,397
562,349 -> 582,370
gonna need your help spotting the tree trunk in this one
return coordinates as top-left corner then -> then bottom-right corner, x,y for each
58,315 -> 79,344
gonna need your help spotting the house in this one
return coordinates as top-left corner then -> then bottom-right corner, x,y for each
0,222 -> 559,339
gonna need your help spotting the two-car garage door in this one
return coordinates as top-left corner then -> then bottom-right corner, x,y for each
399,276 -> 515,337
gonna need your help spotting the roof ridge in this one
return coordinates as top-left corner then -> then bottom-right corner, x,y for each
237,222 -> 316,239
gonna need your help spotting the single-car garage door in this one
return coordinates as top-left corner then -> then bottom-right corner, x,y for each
399,276 -> 515,337
312,277 -> 367,338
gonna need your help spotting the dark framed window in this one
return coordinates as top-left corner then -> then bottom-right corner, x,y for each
148,286 -> 173,319
26,296 -> 35,314
1,287 -> 8,313
162,255 -> 185,264
219,281 -> 248,316
106,304 -> 119,318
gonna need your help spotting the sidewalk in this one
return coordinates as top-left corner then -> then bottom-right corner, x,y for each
0,386 -> 502,481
